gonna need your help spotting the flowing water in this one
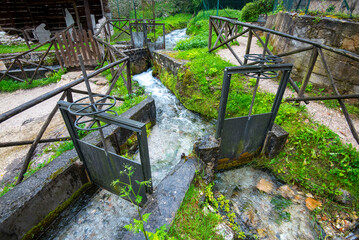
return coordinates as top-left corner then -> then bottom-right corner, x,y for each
38,28 -> 323,239
40,34 -> 213,238
157,28 -> 189,50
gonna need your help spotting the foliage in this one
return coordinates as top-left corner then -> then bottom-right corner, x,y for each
326,4 -> 336,13
0,69 -> 66,92
112,165 -> 174,240
168,183 -> 224,239
241,2 -> 260,22
205,183 -> 246,238
260,124 -> 359,203
241,0 -> 274,22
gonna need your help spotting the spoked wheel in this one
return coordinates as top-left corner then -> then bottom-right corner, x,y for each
68,94 -> 118,131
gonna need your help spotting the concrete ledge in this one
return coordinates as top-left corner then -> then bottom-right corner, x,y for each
0,150 -> 87,240
122,157 -> 201,240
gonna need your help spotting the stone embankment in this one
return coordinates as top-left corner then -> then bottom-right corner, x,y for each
265,12 -> 359,94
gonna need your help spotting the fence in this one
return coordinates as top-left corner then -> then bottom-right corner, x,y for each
95,18 -> 165,50
273,0 -> 359,16
208,16 -> 359,146
0,19 -> 135,184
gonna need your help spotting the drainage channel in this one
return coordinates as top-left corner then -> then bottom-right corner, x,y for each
39,29 -> 213,238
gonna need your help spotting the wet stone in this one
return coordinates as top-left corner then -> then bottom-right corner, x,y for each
264,124 -> 289,158
256,178 -> 274,194
305,197 -> 322,211
277,185 -> 295,199
194,135 -> 220,164
334,188 -> 354,206
214,167 -> 321,239
216,223 -> 235,240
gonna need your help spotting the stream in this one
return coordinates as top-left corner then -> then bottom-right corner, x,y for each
38,28 -> 325,239
39,29 -> 214,239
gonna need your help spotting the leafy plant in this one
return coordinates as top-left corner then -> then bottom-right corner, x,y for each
112,165 -> 174,240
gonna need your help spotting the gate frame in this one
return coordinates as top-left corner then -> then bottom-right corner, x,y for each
216,64 -> 293,165
58,100 -> 153,194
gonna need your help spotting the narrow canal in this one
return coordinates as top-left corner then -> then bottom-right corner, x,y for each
40,29 -> 214,239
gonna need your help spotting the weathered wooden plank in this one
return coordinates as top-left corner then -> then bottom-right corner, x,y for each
82,29 -> 94,64
88,30 -> 100,62
55,33 -> 69,67
71,29 -> 82,67
53,41 -> 64,70
77,29 -> 90,64
66,31 -> 78,64
61,32 -> 73,67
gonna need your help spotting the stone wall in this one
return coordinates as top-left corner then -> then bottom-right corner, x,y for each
265,12 -> 359,94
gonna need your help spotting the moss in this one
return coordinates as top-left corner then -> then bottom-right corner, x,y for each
48,167 -> 65,180
22,182 -> 92,240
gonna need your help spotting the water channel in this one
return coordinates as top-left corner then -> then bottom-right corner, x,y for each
38,28 -> 323,239
40,29 -> 215,239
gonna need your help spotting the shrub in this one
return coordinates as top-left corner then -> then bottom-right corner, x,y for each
241,2 -> 260,22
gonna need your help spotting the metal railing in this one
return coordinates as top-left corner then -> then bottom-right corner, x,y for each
0,59 -> 127,184
208,16 -> 359,145
95,18 -> 166,50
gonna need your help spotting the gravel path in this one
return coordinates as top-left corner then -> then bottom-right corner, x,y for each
0,71 -> 109,185
217,35 -> 359,148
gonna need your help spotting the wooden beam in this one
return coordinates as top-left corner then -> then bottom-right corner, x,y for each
83,0 -> 93,31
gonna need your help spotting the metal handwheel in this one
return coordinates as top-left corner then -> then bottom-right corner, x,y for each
68,94 -> 117,131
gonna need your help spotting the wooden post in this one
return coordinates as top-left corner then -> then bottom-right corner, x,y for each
298,47 -> 318,98
126,60 -> 132,94
208,17 -> 213,51
72,2 -> 82,30
84,0 -> 93,31
244,29 -> 253,65
318,48 -> 359,145
30,42 -> 54,83
16,92 -> 67,185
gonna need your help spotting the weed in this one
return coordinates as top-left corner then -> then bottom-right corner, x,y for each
112,165 -> 173,240
169,183 -> 224,239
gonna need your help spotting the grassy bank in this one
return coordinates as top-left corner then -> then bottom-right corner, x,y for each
0,69 -> 66,92
154,11 -> 359,223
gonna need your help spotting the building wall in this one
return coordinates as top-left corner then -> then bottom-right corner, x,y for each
0,0 -> 105,32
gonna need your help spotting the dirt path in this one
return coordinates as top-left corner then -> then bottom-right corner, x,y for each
0,71 -> 109,185
217,35 -> 359,148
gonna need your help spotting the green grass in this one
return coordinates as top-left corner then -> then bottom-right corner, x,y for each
155,10 -> 359,217
168,182 -> 224,239
0,69 -> 66,92
165,46 -> 359,205
0,43 -> 54,54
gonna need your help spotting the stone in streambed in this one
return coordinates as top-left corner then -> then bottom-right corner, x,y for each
256,178 -> 274,194
305,197 -> 322,211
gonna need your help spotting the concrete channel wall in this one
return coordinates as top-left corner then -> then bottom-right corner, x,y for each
0,97 -> 156,240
